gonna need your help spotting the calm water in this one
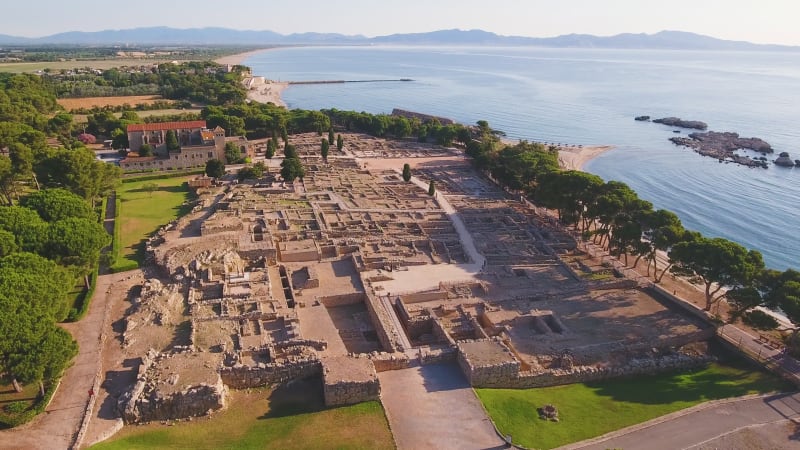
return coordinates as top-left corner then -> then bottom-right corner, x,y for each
245,46 -> 800,270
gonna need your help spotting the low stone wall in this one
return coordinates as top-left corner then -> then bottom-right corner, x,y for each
118,351 -> 228,423
324,377 -> 381,407
220,359 -> 322,389
273,339 -> 328,352
124,380 -> 227,423
322,357 -> 381,407
400,290 -> 449,304
368,352 -> 412,372
431,317 -> 456,346
647,284 -> 715,324
319,292 -> 367,307
419,346 -> 458,365
459,341 -> 712,389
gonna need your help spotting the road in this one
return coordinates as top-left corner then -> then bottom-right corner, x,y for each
570,392 -> 800,450
379,363 -> 504,450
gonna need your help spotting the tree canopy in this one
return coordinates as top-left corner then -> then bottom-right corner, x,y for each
205,159 -> 225,179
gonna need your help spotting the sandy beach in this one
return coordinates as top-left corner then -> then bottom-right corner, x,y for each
214,48 -> 272,66
557,144 -> 615,171
215,49 -> 288,107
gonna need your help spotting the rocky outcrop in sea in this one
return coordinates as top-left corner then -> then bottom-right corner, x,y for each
774,152 -> 797,167
653,117 -> 708,130
669,131 -> 773,168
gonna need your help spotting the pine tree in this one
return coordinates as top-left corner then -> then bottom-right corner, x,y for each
402,163 -> 411,182
336,134 -> 344,151
428,180 -> 436,196
328,128 -> 335,146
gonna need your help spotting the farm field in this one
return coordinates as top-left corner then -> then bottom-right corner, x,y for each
0,58 -> 192,73
57,95 -> 164,110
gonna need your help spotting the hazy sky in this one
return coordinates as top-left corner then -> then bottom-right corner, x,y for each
4,0 -> 800,45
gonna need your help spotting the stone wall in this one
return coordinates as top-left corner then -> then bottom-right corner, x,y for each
364,290 -> 403,352
118,350 -> 227,423
368,352 -> 412,372
319,292 -> 367,307
220,358 -> 322,389
431,317 -> 456,346
123,380 -> 227,423
419,346 -> 458,365
323,377 -> 381,407
457,339 -> 713,389
400,290 -> 449,304
322,357 -> 381,407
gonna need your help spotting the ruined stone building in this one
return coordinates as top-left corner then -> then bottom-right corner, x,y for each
116,132 -> 715,424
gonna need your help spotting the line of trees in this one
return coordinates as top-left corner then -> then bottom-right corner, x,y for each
465,121 -> 800,343
0,71 -> 120,403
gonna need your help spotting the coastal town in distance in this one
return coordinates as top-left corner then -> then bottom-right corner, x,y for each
1,3 -> 800,450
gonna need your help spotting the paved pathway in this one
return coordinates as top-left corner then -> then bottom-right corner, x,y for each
570,392 -> 800,450
379,363 -> 504,450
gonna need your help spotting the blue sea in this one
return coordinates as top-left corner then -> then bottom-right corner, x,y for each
244,46 -> 800,270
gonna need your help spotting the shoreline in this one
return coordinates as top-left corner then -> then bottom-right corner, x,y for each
213,48 -> 274,66
215,48 -> 288,107
557,144 -> 615,170
215,49 -> 615,168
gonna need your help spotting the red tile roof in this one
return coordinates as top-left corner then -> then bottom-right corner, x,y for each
127,121 -> 206,133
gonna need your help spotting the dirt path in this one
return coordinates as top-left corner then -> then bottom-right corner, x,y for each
0,270 -> 142,450
379,363 -> 504,450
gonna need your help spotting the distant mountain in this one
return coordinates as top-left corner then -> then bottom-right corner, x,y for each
0,27 -> 796,51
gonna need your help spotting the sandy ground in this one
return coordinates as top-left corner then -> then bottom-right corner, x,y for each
214,49 -> 288,107
242,77 -> 288,107
558,145 -> 615,170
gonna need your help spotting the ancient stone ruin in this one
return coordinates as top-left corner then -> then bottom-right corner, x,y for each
115,132 -> 716,423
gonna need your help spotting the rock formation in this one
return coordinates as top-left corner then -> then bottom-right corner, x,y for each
775,152 -> 796,167
669,131 -> 773,168
653,117 -> 708,130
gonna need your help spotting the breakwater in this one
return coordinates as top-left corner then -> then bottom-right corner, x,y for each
288,79 -> 413,85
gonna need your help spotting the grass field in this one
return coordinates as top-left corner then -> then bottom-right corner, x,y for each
111,175 -> 194,272
57,95 -> 164,110
0,58 -> 192,73
476,361 -> 791,449
90,379 -> 395,450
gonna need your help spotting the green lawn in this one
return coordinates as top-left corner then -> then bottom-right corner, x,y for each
476,362 -> 792,449
0,379 -> 40,428
90,380 -> 395,450
111,175 -> 194,272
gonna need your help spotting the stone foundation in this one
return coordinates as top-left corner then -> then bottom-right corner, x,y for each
322,356 -> 381,406
457,338 -> 713,389
220,358 -> 322,389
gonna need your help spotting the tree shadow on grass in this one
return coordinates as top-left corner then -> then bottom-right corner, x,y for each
586,362 -> 790,405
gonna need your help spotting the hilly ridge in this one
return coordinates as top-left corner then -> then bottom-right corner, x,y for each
0,27 -> 795,51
